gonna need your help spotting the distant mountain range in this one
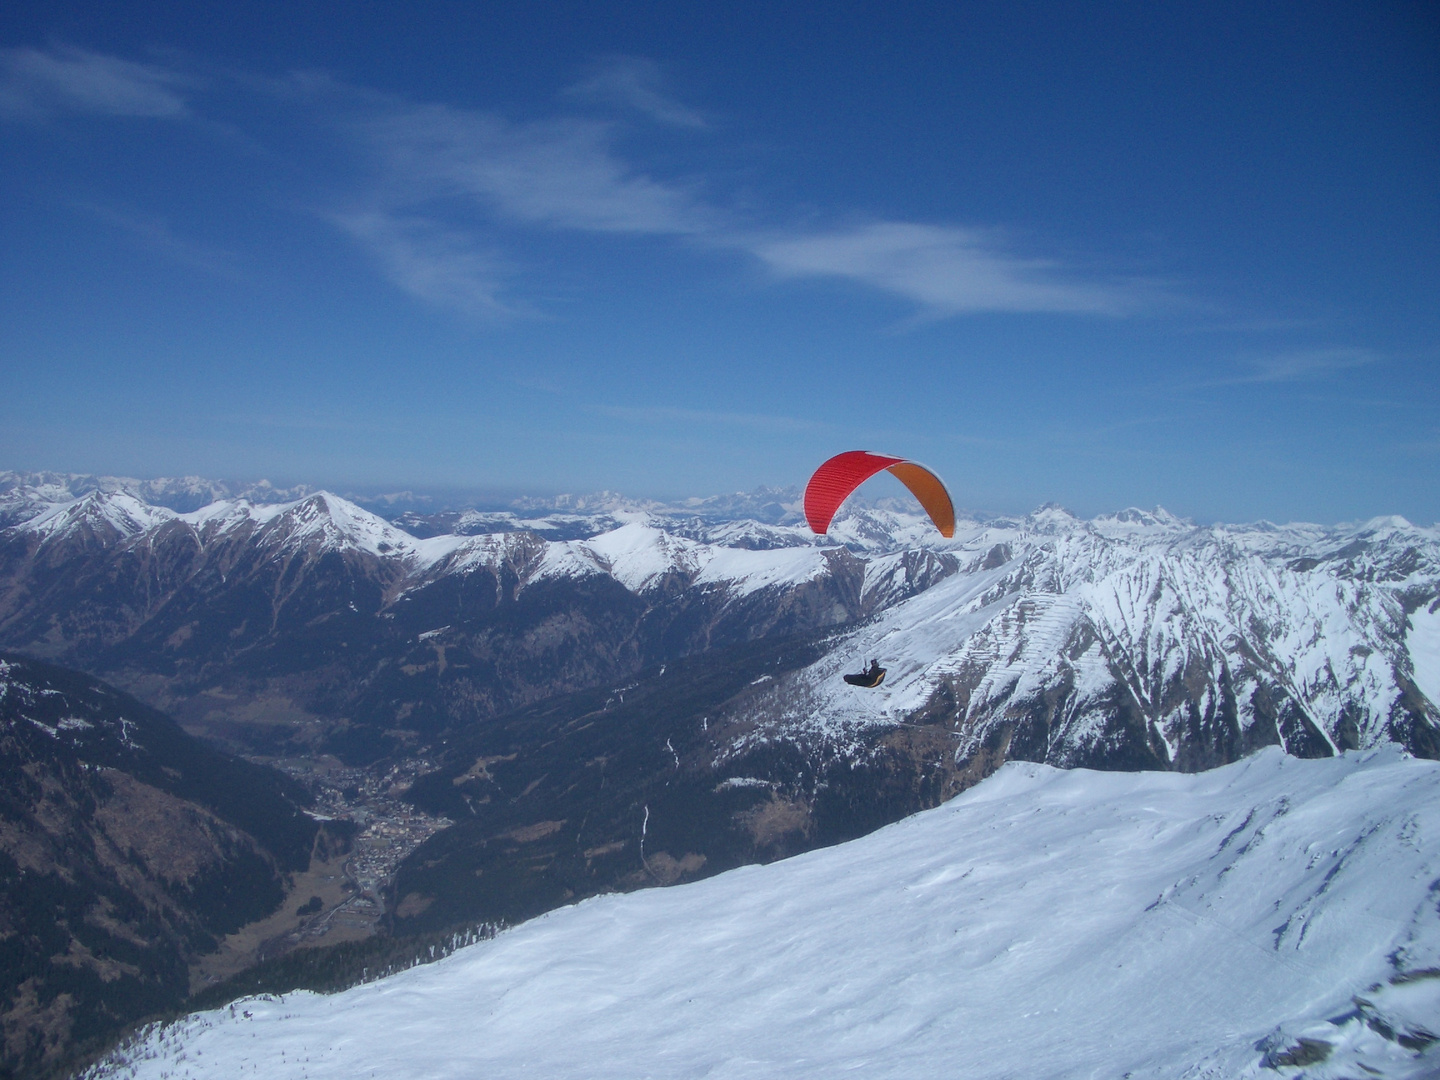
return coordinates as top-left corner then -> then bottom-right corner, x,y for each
1,470 -> 1437,955
0,470 -> 810,527
389,502 -> 1440,936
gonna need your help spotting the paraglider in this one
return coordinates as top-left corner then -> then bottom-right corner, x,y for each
844,659 -> 887,688
803,450 -> 955,538
805,451 -> 954,690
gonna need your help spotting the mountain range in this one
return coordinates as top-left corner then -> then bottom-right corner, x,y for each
2,470 -> 1436,938
2,471 -> 1435,767
2,468 -> 1439,1074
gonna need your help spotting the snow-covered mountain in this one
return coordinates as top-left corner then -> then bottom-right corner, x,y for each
85,747 -> 1440,1080
369,497 -> 1440,939
0,469 -> 315,522
0,485 -> 906,764
8,475 -> 1440,1076
1,479 -> 1437,770
722,505 -> 1440,771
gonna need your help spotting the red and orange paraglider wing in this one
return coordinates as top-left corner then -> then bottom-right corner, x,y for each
804,451 -> 956,538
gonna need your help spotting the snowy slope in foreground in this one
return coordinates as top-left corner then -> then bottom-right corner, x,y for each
93,749 -> 1440,1080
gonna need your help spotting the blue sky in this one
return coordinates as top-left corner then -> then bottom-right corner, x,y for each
1,1 -> 1436,523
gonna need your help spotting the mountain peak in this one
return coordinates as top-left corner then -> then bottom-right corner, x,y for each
20,489 -> 176,545
1091,506 -> 1190,532
1353,514 -> 1418,534
1025,503 -> 1079,532
256,491 -> 422,559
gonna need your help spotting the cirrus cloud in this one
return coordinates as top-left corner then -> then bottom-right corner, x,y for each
352,102 -> 713,235
0,45 -> 191,120
744,222 -> 1140,317
562,55 -> 708,129
7,44 -> 1166,324
332,210 -> 518,318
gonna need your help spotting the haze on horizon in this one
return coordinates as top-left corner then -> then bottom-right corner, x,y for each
1,1 -> 1436,525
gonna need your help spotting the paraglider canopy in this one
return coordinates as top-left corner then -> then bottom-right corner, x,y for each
804,451 -> 955,537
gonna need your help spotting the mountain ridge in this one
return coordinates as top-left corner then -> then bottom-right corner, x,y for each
2,474 -> 1437,946
1,478 -> 1435,769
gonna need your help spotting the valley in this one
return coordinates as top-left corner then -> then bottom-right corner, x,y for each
190,754 -> 453,992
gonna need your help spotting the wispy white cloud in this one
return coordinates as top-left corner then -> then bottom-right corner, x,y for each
332,85 -> 1138,322
1201,347 -> 1380,386
332,210 -> 518,317
323,92 -> 715,315
743,222 -> 1140,317
0,45 -> 191,120
562,56 -> 706,129
76,202 -> 242,279
340,109 -> 1141,319
352,102 -> 712,235
13,46 -> 1158,323
304,81 -> 728,317
1243,347 -> 1378,383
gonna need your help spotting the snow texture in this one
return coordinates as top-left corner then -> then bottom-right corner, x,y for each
88,748 -> 1440,1080
1410,603 -> 1440,711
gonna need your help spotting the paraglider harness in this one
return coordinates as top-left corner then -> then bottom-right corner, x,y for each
844,659 -> 886,688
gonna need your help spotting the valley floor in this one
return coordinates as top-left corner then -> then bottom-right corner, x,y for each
89,747 -> 1440,1079
189,754 -> 453,992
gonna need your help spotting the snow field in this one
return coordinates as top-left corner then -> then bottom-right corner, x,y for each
1409,604 -> 1440,710
91,748 -> 1440,1080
